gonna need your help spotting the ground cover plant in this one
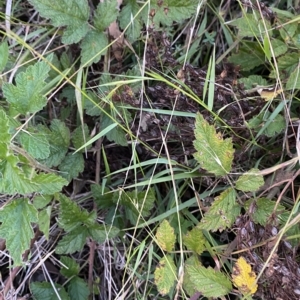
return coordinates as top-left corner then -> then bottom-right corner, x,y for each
0,0 -> 300,299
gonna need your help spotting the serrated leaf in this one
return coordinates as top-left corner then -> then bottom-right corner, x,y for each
183,255 -> 202,297
88,223 -> 120,244
198,188 -> 240,232
229,13 -> 271,37
143,0 -> 198,27
265,114 -> 285,137
33,172 -> 68,194
58,194 -> 96,232
19,129 -> 50,159
38,206 -> 51,239
236,168 -> 264,192
0,110 -> 10,157
271,38 -> 288,57
245,198 -> 286,226
72,124 -> 91,151
193,113 -> 234,176
28,0 -> 90,44
286,66 -> 300,90
60,256 -> 80,277
232,257 -> 258,295
114,188 -> 156,225
0,41 -> 9,72
67,277 -> 90,300
101,114 -> 128,146
33,195 -> 52,209
0,198 -> 38,266
183,227 -> 206,254
156,220 -> 176,252
31,282 -> 70,300
119,0 -> 143,43
56,226 -> 89,254
94,0 -> 119,31
58,153 -> 84,181
154,255 -> 176,296
187,265 -> 232,297
91,184 -> 114,208
2,60 -> 50,114
0,155 -> 38,195
80,30 -> 108,66
40,120 -> 70,167
239,75 -> 268,90
228,42 -> 265,71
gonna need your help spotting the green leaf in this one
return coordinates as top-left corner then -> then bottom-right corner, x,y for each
228,42 -> 265,71
239,75 -> 268,89
40,120 -> 70,167
72,124 -> 91,152
58,194 -> 96,232
119,0 -> 143,43
33,173 -> 68,194
245,198 -> 286,226
60,256 -> 79,277
271,39 -> 288,57
84,91 -> 102,116
101,114 -> 128,146
198,188 -> 240,232
88,223 -> 120,244
0,110 -> 11,157
33,195 -> 52,209
91,184 -> 114,208
236,168 -> 264,192
183,227 -> 206,254
31,282 -> 70,300
264,114 -> 285,137
28,0 -> 90,44
114,188 -> 156,225
286,66 -> 300,90
193,113 -> 234,176
154,255 -> 176,296
0,198 -> 38,266
94,0 -> 119,31
56,226 -> 89,254
0,155 -> 38,195
38,206 -> 51,239
19,129 -> 50,159
229,13 -> 271,37
277,52 -> 299,70
186,265 -> 232,297
156,220 -> 176,252
143,0 -> 198,27
0,41 -> 9,72
183,255 -> 202,297
80,30 -> 108,66
67,277 -> 90,300
2,60 -> 51,114
58,153 -> 84,181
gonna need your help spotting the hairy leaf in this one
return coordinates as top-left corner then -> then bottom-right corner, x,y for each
58,153 -> 84,181
0,41 -> 9,72
30,282 -> 70,300
193,113 -> 234,176
80,30 -> 108,66
33,172 -> 68,194
154,255 -> 176,295
183,255 -> 202,297
2,60 -> 50,114
60,256 -> 80,277
186,265 -> 232,297
72,124 -> 91,151
67,277 -> 90,300
38,206 -> 51,239
29,0 -> 90,44
198,188 -> 240,232
236,168 -> 264,192
156,220 -> 176,252
94,0 -> 119,32
183,227 -> 206,254
19,129 -> 50,159
0,198 -> 38,266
